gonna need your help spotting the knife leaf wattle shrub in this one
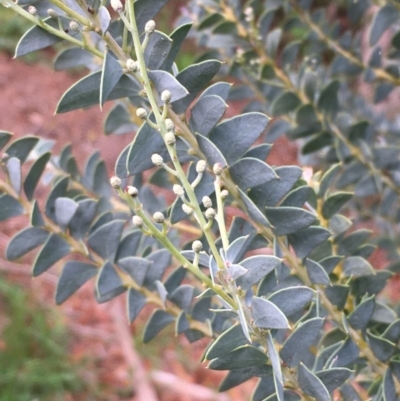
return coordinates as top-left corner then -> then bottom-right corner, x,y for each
1,0 -> 400,399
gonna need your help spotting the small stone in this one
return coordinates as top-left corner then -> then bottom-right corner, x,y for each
144,20 -> 156,34
153,212 -> 165,223
110,176 -> 121,188
132,215 -> 144,228
165,131 -> 176,146
151,153 -> 164,166
192,240 -> 203,252
126,186 -> 138,197
202,196 -> 212,208
196,160 -> 207,173
161,90 -> 171,104
205,208 -> 216,220
136,108 -> 148,119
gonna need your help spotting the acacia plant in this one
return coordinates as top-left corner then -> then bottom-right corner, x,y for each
1,0 -> 400,400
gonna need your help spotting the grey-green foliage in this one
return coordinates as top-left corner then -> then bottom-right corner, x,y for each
186,0 -> 400,274
1,0 -> 400,400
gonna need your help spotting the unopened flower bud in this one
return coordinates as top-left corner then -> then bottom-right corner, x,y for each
69,21 -> 79,31
151,153 -> 164,166
202,196 -> 212,208
192,240 -> 203,252
28,5 -> 38,16
47,8 -> 58,18
126,59 -> 138,72
182,204 -> 193,215
110,0 -> 123,13
244,6 -> 254,21
213,163 -> 223,175
205,208 -> 216,220
132,215 -> 144,228
161,90 -> 171,104
126,186 -> 138,197
165,119 -> 175,132
165,131 -> 176,146
220,189 -> 229,199
196,160 -> 207,173
144,20 -> 156,34
110,176 -> 121,188
153,212 -> 165,223
173,184 -> 185,197
136,108 -> 148,119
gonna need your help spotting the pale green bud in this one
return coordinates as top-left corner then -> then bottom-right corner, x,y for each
202,196 -> 212,208
192,240 -> 203,252
47,8 -> 58,18
161,90 -> 171,104
165,131 -> 176,146
126,59 -> 138,72
110,176 -> 121,188
213,163 -> 223,175
69,21 -> 79,32
182,204 -> 193,215
110,0 -> 123,13
126,186 -> 138,197
132,215 -> 144,228
205,208 -> 216,220
165,119 -> 174,132
28,5 -> 38,16
220,189 -> 229,199
196,160 -> 207,173
144,20 -> 156,34
173,184 -> 185,197
151,153 -> 164,166
153,212 -> 165,223
136,108 -> 148,119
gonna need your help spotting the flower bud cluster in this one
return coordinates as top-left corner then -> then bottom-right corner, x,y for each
205,208 -> 216,220
126,59 -> 139,72
165,119 -> 174,132
221,189 -> 229,199
111,0 -> 123,13
132,215 -> 144,228
151,153 -> 164,166
165,131 -> 176,146
153,212 -> 165,223
110,176 -> 121,188
145,20 -> 156,34
182,204 -> 193,215
213,163 -> 223,176
136,108 -> 148,119
126,186 -> 138,197
202,196 -> 212,208
173,184 -> 185,198
47,8 -> 58,18
161,90 -> 171,104
69,21 -> 79,32
192,240 -> 203,252
196,160 -> 206,173
28,5 -> 38,16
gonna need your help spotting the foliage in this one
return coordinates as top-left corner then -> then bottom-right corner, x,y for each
1,0 -> 400,400
0,277 -> 85,400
